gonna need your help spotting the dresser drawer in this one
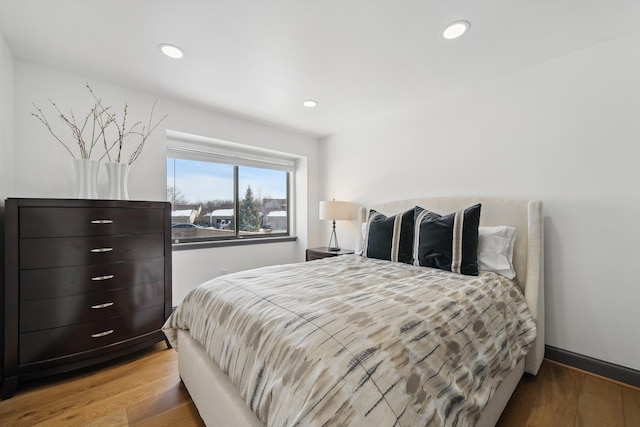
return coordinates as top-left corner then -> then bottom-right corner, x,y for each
19,207 -> 165,238
20,257 -> 165,300
20,233 -> 164,269
20,281 -> 165,332
20,305 -> 165,364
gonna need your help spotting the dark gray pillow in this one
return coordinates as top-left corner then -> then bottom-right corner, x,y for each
413,204 -> 481,275
362,208 -> 414,264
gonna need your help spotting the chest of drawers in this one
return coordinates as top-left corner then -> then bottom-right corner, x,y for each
1,198 -> 172,399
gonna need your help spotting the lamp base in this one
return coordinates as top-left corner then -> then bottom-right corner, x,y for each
327,220 -> 341,252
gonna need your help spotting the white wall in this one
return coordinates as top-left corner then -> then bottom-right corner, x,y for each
0,32 -> 13,201
320,31 -> 640,371
12,60 -> 321,304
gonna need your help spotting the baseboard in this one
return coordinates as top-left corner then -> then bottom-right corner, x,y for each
545,345 -> 640,389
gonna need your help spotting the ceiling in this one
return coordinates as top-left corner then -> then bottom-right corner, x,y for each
1,0 -> 639,138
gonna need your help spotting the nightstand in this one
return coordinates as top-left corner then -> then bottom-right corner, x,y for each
305,247 -> 355,261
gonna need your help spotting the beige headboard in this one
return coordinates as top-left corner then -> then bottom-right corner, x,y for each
357,197 -> 544,375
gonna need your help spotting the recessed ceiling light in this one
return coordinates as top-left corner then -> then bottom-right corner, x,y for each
442,21 -> 470,40
302,99 -> 318,108
159,43 -> 185,59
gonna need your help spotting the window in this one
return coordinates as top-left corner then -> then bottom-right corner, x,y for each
166,139 -> 294,245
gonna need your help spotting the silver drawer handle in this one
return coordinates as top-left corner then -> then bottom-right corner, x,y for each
91,330 -> 114,338
91,302 -> 114,309
90,247 -> 113,253
90,219 -> 114,224
91,274 -> 114,281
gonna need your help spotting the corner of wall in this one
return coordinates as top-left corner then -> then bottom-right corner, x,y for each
0,31 -> 14,202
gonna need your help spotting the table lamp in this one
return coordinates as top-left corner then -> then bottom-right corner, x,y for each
319,199 -> 352,251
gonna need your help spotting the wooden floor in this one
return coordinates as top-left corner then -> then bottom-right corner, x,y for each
0,344 -> 638,426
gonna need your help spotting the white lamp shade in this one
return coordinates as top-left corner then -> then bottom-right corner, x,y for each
319,200 -> 352,221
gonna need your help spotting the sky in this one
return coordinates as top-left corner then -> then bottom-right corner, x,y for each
167,158 -> 287,204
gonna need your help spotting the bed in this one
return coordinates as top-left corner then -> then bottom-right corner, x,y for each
163,196 -> 544,426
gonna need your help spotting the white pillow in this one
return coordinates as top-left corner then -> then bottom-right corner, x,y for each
478,226 -> 516,279
355,222 -> 367,255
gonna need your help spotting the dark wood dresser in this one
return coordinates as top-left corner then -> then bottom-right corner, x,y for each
1,198 -> 172,399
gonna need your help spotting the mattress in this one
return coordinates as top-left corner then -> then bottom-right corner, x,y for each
163,255 -> 536,426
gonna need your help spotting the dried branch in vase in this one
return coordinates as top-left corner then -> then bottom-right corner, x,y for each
33,83 -> 168,164
128,101 -> 167,165
103,101 -> 168,165
31,88 -> 110,160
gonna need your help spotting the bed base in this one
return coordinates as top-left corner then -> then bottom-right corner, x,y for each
179,329 -> 264,427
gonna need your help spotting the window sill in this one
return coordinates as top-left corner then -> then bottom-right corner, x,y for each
172,236 -> 297,251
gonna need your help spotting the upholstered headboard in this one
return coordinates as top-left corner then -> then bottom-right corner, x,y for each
356,197 -> 544,375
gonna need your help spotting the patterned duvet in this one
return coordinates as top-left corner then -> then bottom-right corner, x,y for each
163,255 -> 536,427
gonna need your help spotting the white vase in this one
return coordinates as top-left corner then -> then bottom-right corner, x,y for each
105,162 -> 130,200
74,158 -> 99,199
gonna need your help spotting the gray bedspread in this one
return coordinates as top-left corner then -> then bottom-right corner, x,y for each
163,255 -> 536,426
